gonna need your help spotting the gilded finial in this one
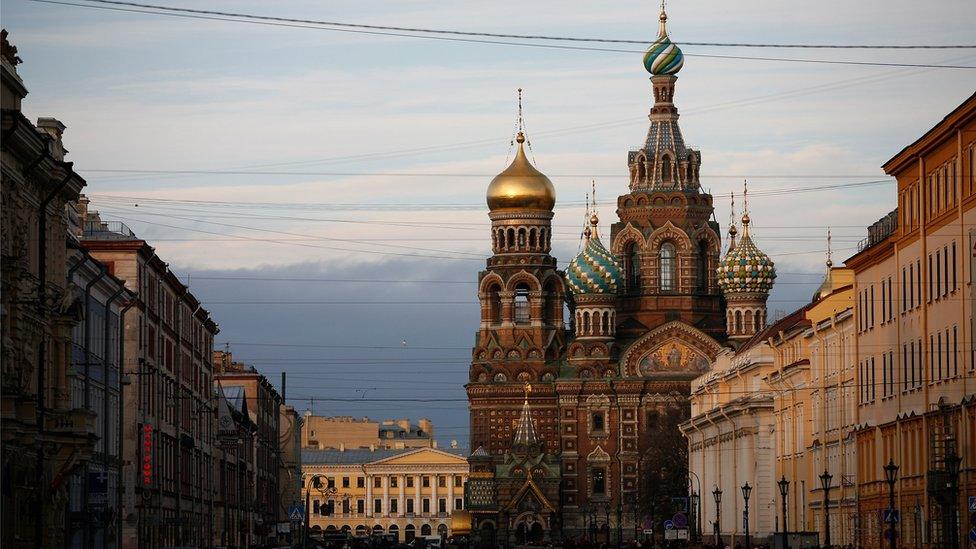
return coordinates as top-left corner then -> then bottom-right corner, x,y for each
658,0 -> 668,37
741,180 -> 751,235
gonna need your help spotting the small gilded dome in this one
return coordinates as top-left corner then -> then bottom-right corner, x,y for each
566,218 -> 622,295
717,220 -> 776,295
486,132 -> 556,212
643,10 -> 684,75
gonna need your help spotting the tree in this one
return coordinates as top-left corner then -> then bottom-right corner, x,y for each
638,400 -> 690,541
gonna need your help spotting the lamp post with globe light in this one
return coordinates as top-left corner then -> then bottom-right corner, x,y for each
712,487 -> 722,548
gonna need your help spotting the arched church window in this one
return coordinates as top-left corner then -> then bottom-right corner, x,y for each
488,284 -> 502,324
507,228 -> 515,250
659,242 -> 676,292
539,228 -> 547,250
734,310 -> 742,334
744,310 -> 754,333
754,310 -> 763,333
514,284 -> 530,324
696,240 -> 708,292
582,311 -> 591,335
517,228 -> 526,248
529,228 -> 537,249
637,155 -> 647,183
661,155 -> 672,183
602,311 -> 609,335
626,243 -> 640,293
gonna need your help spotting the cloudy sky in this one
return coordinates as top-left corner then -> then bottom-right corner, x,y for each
4,0 -> 975,447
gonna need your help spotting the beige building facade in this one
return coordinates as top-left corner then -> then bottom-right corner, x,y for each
302,414 -> 436,450
300,447 -> 468,543
846,92 -> 975,548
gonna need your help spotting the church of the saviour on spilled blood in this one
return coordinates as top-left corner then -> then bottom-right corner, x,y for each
462,6 -> 778,547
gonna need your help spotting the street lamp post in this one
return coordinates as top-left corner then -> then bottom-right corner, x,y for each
778,476 -> 790,549
944,450 -> 962,549
689,491 -> 699,545
819,470 -> 832,549
883,459 -> 898,549
741,483 -> 752,549
712,487 -> 722,549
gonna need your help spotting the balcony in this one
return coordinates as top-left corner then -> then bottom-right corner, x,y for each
856,209 -> 897,253
84,220 -> 138,241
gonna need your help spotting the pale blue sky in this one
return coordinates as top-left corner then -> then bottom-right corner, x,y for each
4,0 -> 975,446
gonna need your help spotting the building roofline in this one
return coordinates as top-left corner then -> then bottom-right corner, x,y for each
882,91 -> 976,175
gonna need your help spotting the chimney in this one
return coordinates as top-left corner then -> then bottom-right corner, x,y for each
339,443 -> 345,452
396,418 -> 410,431
418,418 -> 433,438
70,195 -> 90,238
37,117 -> 67,161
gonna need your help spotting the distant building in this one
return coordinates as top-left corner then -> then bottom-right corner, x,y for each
300,447 -> 469,543
302,414 -> 436,450
213,349 -> 283,546
80,205 -> 219,549
279,404 -> 303,539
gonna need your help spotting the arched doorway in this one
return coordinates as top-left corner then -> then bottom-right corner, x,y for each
404,524 -> 416,542
421,524 -> 432,537
437,523 -> 449,539
372,525 -> 384,536
388,524 -> 399,541
478,521 -> 496,549
355,525 -> 367,537
530,522 -> 544,543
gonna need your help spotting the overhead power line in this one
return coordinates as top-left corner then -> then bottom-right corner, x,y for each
38,0 -> 976,50
28,0 -> 976,69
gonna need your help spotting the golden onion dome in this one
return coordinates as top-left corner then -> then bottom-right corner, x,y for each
486,132 -> 556,212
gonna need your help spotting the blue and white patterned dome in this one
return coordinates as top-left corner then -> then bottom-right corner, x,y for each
567,216 -> 622,295
717,216 -> 776,295
643,9 -> 684,76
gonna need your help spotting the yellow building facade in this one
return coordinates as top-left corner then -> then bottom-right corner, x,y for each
301,447 -> 469,542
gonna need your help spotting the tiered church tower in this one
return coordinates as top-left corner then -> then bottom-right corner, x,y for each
609,6 -> 725,345
468,98 -> 565,456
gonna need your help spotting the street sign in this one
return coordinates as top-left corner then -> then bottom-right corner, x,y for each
642,529 -> 654,535
664,520 -> 674,531
672,512 -> 688,529
288,503 -> 304,521
677,529 -> 689,540
969,495 -> 976,512
883,509 -> 900,524
665,530 -> 677,540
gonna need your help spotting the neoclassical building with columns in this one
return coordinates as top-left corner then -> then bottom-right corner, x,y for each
464,5 -> 777,546
301,447 -> 469,542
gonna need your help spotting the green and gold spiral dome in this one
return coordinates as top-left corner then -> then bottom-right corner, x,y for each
643,8 -> 684,76
566,214 -> 622,295
717,214 -> 776,295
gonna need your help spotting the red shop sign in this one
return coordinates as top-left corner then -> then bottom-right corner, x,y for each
142,423 -> 153,486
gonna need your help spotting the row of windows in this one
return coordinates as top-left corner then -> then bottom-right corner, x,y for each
927,241 -> 958,302
898,147 -> 976,232
312,497 -> 463,516
861,239 -> 960,331
860,327 -> 964,404
314,475 -> 463,490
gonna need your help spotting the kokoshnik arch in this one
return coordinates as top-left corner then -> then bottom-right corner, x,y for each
464,4 -> 777,546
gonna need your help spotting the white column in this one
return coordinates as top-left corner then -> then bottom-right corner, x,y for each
431,475 -> 438,516
447,474 -> 455,512
382,474 -> 390,517
398,475 -> 406,517
415,475 -> 421,515
365,474 -> 372,518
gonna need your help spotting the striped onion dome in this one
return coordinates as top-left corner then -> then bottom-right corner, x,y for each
717,215 -> 776,295
566,215 -> 622,296
643,9 -> 684,75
